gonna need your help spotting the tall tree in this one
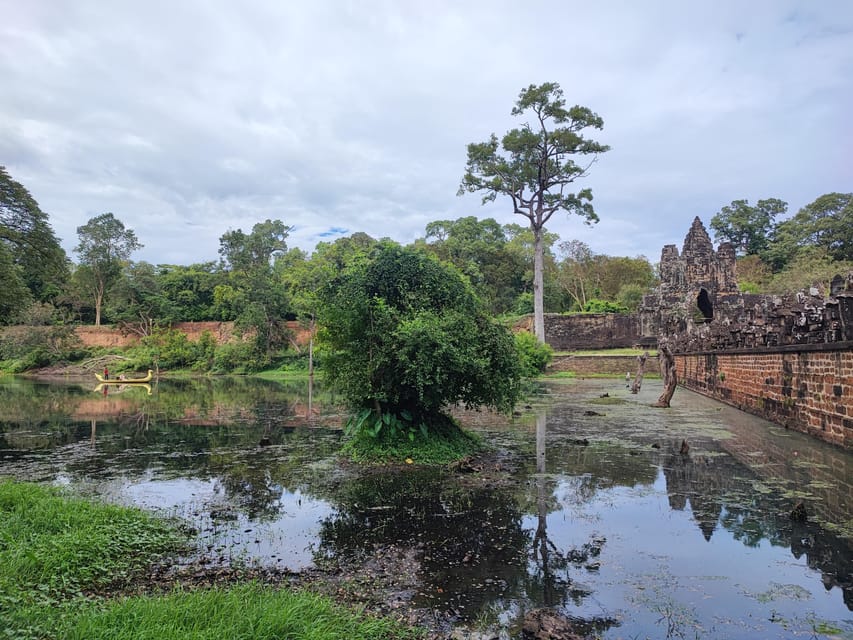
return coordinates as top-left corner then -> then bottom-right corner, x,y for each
764,193 -> 852,270
418,216 -> 526,314
107,261 -> 177,336
709,198 -> 787,257
0,242 -> 32,323
0,166 -> 68,301
218,219 -> 292,364
74,213 -> 142,326
459,82 -> 609,340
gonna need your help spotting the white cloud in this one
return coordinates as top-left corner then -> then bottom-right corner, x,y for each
1,0 -> 852,265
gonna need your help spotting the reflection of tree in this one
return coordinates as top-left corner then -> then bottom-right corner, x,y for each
316,469 -> 530,617
527,413 -> 610,616
531,412 -> 576,607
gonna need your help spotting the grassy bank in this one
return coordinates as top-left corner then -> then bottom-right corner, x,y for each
0,480 -> 419,640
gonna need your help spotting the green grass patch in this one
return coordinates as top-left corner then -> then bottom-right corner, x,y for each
0,480 -> 187,638
553,348 -> 657,357
61,584 -> 419,640
343,415 -> 483,466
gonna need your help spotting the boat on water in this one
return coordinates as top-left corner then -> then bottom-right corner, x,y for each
94,369 -> 153,383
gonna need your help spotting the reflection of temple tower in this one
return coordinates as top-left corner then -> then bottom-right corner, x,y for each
661,444 -> 733,542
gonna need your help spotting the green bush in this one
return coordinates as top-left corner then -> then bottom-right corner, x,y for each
514,330 -> 553,377
0,325 -> 87,372
512,291 -> 534,315
192,330 -> 217,371
582,298 -> 627,313
212,341 -> 257,373
320,242 -> 522,438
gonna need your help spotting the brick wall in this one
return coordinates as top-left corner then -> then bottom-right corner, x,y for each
72,321 -> 311,348
676,344 -> 853,449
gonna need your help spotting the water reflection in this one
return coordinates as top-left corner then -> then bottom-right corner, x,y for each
0,376 -> 851,638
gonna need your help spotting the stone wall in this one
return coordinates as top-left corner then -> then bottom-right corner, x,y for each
636,216 -> 853,448
676,345 -> 853,449
539,313 -> 643,351
547,354 -> 641,376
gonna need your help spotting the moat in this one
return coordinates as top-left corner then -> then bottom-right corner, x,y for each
1,375 -> 851,639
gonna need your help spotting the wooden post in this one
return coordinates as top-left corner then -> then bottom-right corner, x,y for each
653,342 -> 677,407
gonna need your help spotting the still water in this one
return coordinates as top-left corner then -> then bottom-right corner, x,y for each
0,375 -> 851,639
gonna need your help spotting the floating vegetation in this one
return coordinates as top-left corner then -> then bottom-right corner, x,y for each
748,582 -> 812,603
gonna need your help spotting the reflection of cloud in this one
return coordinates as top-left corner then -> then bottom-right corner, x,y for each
1,3 -> 851,265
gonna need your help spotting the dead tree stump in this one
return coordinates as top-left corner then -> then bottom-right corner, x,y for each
631,351 -> 649,394
653,342 -> 677,407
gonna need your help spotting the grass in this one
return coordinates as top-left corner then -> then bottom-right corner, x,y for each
343,415 -> 483,465
0,480 -> 420,640
62,584 -> 418,640
552,348 -> 657,357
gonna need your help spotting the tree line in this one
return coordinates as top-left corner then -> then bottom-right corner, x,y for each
2,163 -> 851,337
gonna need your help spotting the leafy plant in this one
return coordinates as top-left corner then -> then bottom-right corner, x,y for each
514,330 -> 553,377
320,242 -> 521,445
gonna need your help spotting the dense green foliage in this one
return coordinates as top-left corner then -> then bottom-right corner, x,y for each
320,242 -> 521,443
514,330 -> 553,377
712,192 -> 853,294
0,325 -> 85,372
74,213 -> 143,326
459,82 -> 610,340
0,167 -> 69,323
218,219 -> 293,368
556,239 -> 655,311
710,198 -> 786,257
1,167 -> 851,374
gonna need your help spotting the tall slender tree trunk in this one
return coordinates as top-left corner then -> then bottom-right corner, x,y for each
94,285 -> 104,326
532,225 -> 545,342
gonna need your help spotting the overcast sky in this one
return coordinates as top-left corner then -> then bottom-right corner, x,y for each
2,1 -> 852,266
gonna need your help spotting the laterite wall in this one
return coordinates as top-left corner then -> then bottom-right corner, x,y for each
676,344 -> 853,449
547,354 -> 640,376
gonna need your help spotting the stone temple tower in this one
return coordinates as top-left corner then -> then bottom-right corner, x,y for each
641,217 -> 739,339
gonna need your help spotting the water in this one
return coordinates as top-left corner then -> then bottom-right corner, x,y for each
0,375 -> 851,639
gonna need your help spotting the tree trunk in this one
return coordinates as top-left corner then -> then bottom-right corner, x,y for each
653,343 -> 677,407
631,351 -> 649,394
308,318 -> 315,379
532,225 -> 545,342
94,286 -> 103,326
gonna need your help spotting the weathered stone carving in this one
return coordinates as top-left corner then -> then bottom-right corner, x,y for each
640,217 -> 853,352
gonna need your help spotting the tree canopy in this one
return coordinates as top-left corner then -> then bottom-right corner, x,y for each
319,242 -> 521,434
74,213 -> 142,326
459,82 -> 609,340
217,220 -> 293,366
765,192 -> 852,269
710,198 -> 787,257
0,166 -> 68,302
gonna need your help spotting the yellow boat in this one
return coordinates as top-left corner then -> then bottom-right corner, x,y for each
94,369 -> 153,383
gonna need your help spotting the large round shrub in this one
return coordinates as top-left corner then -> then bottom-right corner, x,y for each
319,242 -> 521,438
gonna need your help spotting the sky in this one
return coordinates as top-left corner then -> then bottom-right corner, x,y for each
2,1 -> 852,267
